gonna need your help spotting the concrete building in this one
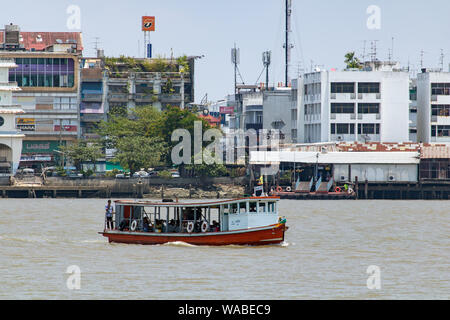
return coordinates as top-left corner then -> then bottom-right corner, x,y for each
297,61 -> 410,144
0,25 -> 82,169
409,79 -> 418,142
0,58 -> 24,177
229,84 -> 297,143
416,69 -> 450,143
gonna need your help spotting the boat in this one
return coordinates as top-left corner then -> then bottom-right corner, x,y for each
99,196 -> 288,246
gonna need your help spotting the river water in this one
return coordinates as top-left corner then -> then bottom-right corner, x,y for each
0,199 -> 448,300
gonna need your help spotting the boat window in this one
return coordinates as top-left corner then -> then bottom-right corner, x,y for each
268,202 -> 275,212
259,202 -> 266,213
249,202 -> 257,212
230,203 -> 238,214
239,202 -> 246,213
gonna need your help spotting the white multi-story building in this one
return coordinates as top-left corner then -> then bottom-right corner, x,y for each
416,69 -> 450,143
409,79 -> 418,142
297,61 -> 410,143
0,58 -> 24,177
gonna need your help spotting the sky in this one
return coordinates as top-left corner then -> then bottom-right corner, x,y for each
2,0 -> 450,102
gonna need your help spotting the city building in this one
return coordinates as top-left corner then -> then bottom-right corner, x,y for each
416,69 -> 450,143
229,84 -> 297,144
0,57 -> 24,178
297,61 -> 410,144
0,24 -> 82,169
103,56 -> 195,113
409,78 -> 418,142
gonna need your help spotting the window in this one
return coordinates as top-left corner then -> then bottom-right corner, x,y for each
331,103 -> 354,114
431,105 -> 450,117
358,123 -> 380,134
431,83 -> 450,96
437,125 -> 450,137
431,125 -> 436,137
332,123 -> 355,134
358,82 -> 380,93
331,82 -> 355,93
358,103 -> 380,114
259,202 -> 266,213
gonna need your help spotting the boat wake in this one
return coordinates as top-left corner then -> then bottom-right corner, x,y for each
162,241 -> 198,248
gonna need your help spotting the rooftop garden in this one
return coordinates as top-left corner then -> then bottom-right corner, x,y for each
104,55 -> 190,75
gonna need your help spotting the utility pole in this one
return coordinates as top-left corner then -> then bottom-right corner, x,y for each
231,44 -> 239,94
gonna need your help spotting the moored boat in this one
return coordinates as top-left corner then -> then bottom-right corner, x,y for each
99,197 -> 287,246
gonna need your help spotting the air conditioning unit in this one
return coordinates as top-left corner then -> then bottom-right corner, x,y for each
388,175 -> 396,182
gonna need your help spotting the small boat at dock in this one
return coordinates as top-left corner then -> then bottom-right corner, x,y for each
99,197 -> 288,246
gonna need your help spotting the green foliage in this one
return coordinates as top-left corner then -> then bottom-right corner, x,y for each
59,141 -> 103,171
97,105 -> 215,170
114,135 -> 167,174
104,55 -> 187,74
345,52 -> 362,70
105,168 -> 120,178
157,170 -> 173,179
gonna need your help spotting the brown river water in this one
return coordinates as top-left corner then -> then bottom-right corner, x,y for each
0,199 -> 448,299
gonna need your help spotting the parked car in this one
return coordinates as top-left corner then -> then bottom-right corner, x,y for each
115,172 -> 131,179
132,171 -> 149,178
171,171 -> 180,178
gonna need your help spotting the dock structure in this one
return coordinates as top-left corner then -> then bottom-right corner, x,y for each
0,185 -> 109,198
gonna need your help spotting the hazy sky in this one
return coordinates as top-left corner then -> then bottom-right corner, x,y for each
2,0 -> 450,102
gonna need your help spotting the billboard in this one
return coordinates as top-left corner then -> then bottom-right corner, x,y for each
17,118 -> 35,131
142,16 -> 155,31
220,106 -> 235,114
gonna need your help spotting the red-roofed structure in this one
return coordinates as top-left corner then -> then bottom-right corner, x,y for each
0,31 -> 83,53
199,114 -> 221,127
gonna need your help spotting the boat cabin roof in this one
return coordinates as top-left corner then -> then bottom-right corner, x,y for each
114,196 -> 279,208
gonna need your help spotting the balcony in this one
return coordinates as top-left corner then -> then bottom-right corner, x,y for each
134,93 -> 156,103
81,93 -> 103,102
108,93 -> 130,103
159,93 -> 182,103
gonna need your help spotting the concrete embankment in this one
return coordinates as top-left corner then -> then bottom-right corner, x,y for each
0,176 -> 247,199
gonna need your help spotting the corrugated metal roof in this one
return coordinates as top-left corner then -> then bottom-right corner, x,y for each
250,151 -> 420,165
0,31 -> 83,52
421,145 -> 450,159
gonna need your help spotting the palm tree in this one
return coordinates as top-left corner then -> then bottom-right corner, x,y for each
345,52 -> 362,69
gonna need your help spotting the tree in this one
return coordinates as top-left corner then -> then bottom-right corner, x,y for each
345,52 -> 362,69
114,135 -> 167,174
59,141 -> 103,171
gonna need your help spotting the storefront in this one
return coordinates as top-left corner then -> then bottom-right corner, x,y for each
19,140 -> 65,170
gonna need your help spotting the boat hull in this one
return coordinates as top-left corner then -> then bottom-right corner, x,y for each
100,223 -> 287,246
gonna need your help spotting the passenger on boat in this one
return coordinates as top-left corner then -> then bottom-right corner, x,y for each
211,220 -> 220,232
143,217 -> 152,232
167,219 -> 177,233
155,219 -> 164,232
119,219 -> 129,231
105,200 -> 115,229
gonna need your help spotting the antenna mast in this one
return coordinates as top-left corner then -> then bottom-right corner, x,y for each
284,0 -> 293,87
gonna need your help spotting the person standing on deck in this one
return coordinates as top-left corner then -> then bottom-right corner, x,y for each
105,200 -> 115,230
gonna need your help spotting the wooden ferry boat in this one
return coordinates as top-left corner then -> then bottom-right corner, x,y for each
99,197 -> 287,246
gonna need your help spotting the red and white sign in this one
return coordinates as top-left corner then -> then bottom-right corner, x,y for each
220,106 -> 235,114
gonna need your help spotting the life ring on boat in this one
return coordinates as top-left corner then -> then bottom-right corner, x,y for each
130,220 -> 138,231
348,187 -> 354,194
286,186 -> 292,192
276,186 -> 283,193
201,221 -> 209,233
335,187 -> 342,193
187,221 -> 194,233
